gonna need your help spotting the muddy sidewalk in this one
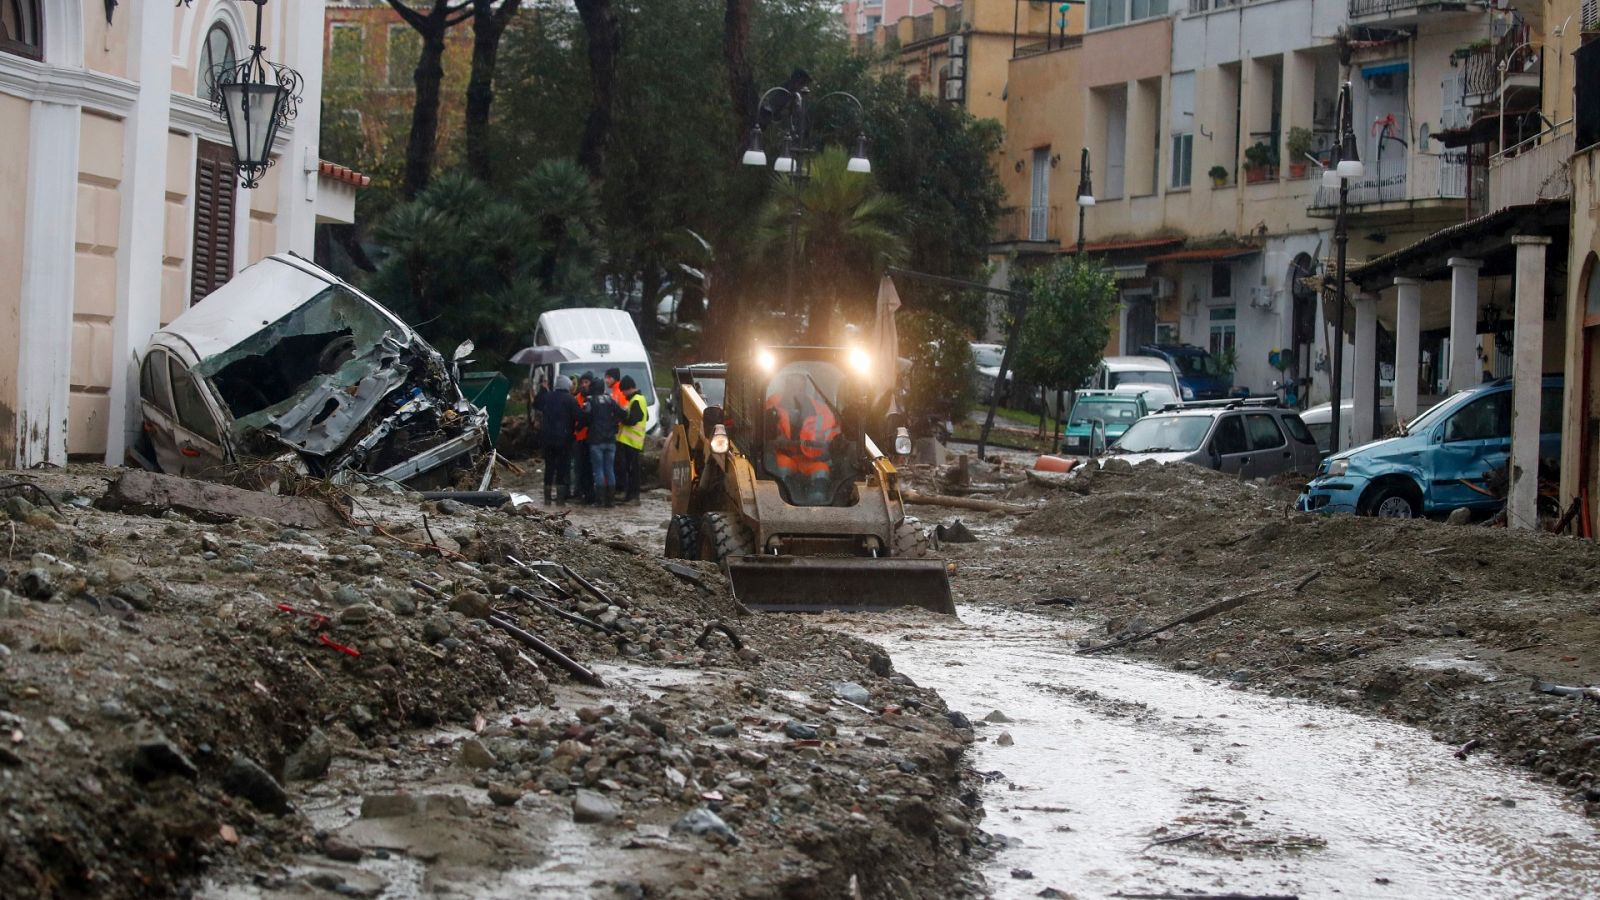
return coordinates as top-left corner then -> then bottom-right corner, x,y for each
929,460 -> 1600,808
0,467 -> 980,899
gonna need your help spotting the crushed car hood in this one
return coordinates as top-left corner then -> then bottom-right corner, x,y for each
153,255 -> 487,486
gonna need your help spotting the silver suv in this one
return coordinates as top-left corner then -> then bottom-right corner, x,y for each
1104,399 -> 1321,478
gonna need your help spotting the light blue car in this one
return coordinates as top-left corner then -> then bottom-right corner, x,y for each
1297,376 -> 1562,519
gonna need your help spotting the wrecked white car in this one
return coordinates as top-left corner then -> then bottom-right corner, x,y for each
135,253 -> 488,488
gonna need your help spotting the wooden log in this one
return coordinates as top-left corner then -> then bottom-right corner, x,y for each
97,469 -> 346,530
487,614 -> 606,687
901,489 -> 1031,514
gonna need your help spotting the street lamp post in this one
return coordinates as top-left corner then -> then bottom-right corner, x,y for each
1322,81 -> 1364,454
741,76 -> 871,330
207,0 -> 303,189
1075,146 -> 1095,256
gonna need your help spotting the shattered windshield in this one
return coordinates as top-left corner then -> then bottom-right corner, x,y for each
1111,415 -> 1213,453
195,286 -> 406,421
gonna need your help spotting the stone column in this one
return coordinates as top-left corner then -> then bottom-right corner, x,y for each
1448,257 -> 1483,393
1393,277 -> 1424,423
1353,292 -> 1379,446
1508,236 -> 1551,529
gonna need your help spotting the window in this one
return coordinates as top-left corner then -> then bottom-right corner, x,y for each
0,0 -> 41,60
1208,306 -> 1236,357
1029,147 -> 1051,241
388,25 -> 421,88
168,358 -> 223,444
1170,72 -> 1195,188
1245,414 -> 1285,450
1089,0 -> 1125,29
140,352 -> 175,416
1283,414 -> 1314,444
1539,386 -> 1563,435
198,23 -> 236,102
1211,263 -> 1232,298
1130,0 -> 1169,19
1444,391 -> 1510,442
330,23 -> 364,69
1170,133 -> 1192,189
1213,415 -> 1248,455
191,141 -> 238,304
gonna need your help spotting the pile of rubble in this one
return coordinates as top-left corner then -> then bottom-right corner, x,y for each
0,467 -> 981,898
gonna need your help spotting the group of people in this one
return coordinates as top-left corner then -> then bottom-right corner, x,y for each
533,367 -> 647,507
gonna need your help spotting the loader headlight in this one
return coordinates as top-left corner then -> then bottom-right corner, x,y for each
756,348 -> 776,373
710,424 -> 730,455
894,426 -> 912,456
848,346 -> 871,375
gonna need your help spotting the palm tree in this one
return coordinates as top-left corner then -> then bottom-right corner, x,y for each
757,145 -> 907,342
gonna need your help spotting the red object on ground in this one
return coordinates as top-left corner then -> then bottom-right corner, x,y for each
1033,455 -> 1079,473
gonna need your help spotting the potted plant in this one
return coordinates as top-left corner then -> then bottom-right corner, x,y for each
1208,165 -> 1229,188
1286,127 -> 1314,178
1243,141 -> 1278,184
1583,14 -> 1599,44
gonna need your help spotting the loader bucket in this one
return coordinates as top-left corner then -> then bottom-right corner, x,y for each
726,556 -> 956,615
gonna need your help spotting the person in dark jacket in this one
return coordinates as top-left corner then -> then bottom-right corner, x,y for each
535,375 -> 580,505
581,379 -> 621,507
615,375 -> 647,503
572,372 -> 596,504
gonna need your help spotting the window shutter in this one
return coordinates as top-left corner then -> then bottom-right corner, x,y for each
190,141 -> 237,304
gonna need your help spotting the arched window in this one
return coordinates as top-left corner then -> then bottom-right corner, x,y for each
0,0 -> 43,60
198,22 -> 236,102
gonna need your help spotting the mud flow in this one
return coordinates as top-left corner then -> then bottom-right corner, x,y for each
881,606 -> 1600,899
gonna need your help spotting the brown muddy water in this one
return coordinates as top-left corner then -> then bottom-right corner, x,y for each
879,605 -> 1600,899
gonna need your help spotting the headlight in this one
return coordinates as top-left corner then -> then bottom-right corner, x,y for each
1325,459 -> 1349,477
848,347 -> 871,375
1181,385 -> 1194,400
894,426 -> 912,456
710,424 -> 729,455
756,348 -> 776,373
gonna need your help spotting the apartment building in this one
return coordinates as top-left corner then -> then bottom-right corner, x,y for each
0,0 -> 358,469
844,1 -> 952,36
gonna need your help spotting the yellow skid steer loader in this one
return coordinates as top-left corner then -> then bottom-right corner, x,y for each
660,347 -> 954,615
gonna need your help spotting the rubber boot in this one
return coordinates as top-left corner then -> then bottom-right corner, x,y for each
543,484 -> 553,506
556,484 -> 569,506
602,486 -> 614,508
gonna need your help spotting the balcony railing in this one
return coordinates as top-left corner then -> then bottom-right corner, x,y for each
1351,0 -> 1483,18
1489,123 -> 1575,208
1188,0 -> 1241,13
1311,152 -> 1470,208
994,205 -> 1061,244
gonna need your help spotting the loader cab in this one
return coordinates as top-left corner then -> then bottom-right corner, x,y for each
726,347 -> 873,507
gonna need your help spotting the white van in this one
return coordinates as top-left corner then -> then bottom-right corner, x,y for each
533,308 -> 660,434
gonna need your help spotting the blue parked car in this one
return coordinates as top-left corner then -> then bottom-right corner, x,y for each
1297,376 -> 1562,519
1137,343 -> 1232,401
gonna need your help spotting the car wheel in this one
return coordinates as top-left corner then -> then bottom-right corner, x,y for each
1366,485 -> 1419,519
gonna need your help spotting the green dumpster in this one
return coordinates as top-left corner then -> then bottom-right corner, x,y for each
460,372 -> 511,448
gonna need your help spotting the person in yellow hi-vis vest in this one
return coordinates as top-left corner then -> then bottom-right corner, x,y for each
615,375 -> 648,504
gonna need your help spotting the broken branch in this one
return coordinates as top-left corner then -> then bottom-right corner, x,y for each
486,614 -> 605,687
1078,572 -> 1321,656
506,585 -> 615,636
901,489 -> 1031,514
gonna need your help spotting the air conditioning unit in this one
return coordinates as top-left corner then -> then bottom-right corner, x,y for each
949,57 -> 966,79
943,78 -> 965,102
948,34 -> 966,57
1151,276 -> 1174,299
1250,285 -> 1275,310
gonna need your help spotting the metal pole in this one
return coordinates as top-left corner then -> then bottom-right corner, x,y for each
1330,176 -> 1348,455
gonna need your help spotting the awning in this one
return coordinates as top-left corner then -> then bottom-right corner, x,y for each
1361,61 -> 1409,79
1146,245 -> 1260,263
1079,237 -> 1183,254
1347,200 -> 1569,290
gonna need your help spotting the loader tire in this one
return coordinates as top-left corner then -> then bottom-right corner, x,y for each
702,512 -> 755,566
891,516 -> 932,558
666,515 -> 700,560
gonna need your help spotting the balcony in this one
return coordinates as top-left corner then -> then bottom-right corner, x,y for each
1308,152 -> 1471,217
1489,124 -> 1575,209
992,205 -> 1062,248
1348,0 -> 1484,25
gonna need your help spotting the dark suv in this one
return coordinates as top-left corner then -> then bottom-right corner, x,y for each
1138,343 -> 1232,401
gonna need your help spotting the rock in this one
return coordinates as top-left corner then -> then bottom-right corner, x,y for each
221,754 -> 290,814
540,772 -> 570,793
487,783 -> 524,807
125,728 -> 199,781
0,589 -> 20,619
323,838 -> 364,862
385,592 -> 417,616
783,720 -> 819,740
112,582 -> 154,611
706,723 -> 737,738
1010,868 -> 1034,879
436,499 -> 469,515
285,728 -> 334,782
630,709 -> 668,737
421,617 -> 454,643
868,653 -> 893,677
937,813 -> 970,837
995,731 -> 1014,747
101,558 -> 140,585
18,568 -> 52,599
945,711 -> 973,730
3,496 -> 37,519
360,794 -> 420,819
1446,507 -> 1474,526
456,738 -> 498,769
778,782 -> 813,802
572,789 -> 622,823
1100,457 -> 1134,474
449,591 -> 492,620
983,710 -> 1013,723
832,681 -> 871,705
333,584 -> 365,607
337,605 -> 372,627
734,749 -> 769,769
671,807 -> 738,845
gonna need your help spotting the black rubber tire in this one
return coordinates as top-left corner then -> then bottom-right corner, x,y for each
891,516 -> 933,558
1364,483 -> 1420,519
665,514 -> 701,561
702,511 -> 755,565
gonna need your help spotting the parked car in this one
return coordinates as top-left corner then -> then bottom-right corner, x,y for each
1298,399 -> 1400,456
970,342 -> 1007,402
533,308 -> 661,434
1137,343 -> 1232,400
1062,390 -> 1149,456
1104,399 -> 1321,478
1297,376 -> 1563,518
138,254 -> 488,487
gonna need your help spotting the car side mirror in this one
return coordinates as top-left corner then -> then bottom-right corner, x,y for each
702,405 -> 724,438
452,339 -> 475,362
